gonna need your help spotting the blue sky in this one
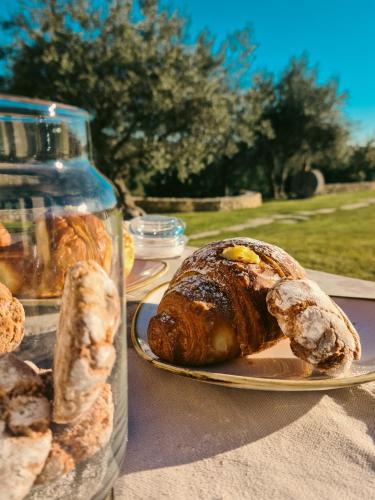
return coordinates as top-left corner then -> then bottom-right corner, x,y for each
171,0 -> 375,142
1,0 -> 374,142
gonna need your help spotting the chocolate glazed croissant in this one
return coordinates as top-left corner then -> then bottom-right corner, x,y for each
147,238 -> 306,365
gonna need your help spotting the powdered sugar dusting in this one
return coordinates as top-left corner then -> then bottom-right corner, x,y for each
267,278 -> 361,375
271,279 -> 333,312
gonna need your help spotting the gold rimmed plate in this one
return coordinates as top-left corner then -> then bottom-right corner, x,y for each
131,282 -> 375,391
126,259 -> 168,292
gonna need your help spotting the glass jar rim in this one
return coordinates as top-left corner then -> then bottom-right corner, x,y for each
129,215 -> 186,238
0,94 -> 89,120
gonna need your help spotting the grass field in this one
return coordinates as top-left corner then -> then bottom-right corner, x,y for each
175,190 -> 375,281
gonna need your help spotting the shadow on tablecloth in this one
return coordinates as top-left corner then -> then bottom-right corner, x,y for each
120,351 -> 339,475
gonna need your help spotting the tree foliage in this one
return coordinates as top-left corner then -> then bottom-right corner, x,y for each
147,56 -> 351,199
0,2 -> 356,203
320,140 -> 375,183
240,57 -> 349,198
1,0 -> 256,207
345,141 -> 375,181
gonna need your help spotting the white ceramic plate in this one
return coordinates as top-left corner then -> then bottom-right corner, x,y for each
132,282 -> 375,391
126,259 -> 168,292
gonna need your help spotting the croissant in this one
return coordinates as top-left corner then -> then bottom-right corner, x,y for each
147,238 -> 306,365
0,241 -> 42,296
35,212 -> 113,297
0,213 -> 112,298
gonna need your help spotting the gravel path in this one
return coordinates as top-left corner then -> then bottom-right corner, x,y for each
189,197 -> 375,241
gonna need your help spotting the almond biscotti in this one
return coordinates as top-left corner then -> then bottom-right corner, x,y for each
266,278 -> 361,375
0,425 -> 52,500
0,354 -> 52,500
0,282 -> 25,353
37,383 -> 113,484
53,260 -> 120,423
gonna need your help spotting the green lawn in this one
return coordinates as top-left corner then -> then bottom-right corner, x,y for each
174,190 -> 375,281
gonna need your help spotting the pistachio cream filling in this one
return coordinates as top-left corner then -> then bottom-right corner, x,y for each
221,245 -> 260,264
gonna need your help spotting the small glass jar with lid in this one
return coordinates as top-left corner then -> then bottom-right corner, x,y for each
0,94 -> 127,499
129,214 -> 188,259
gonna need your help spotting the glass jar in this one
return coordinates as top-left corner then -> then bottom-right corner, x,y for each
0,94 -> 127,499
129,214 -> 187,259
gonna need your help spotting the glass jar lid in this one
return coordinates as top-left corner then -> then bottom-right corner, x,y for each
129,215 -> 186,239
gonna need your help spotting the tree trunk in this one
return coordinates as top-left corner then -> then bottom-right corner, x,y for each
273,156 -> 286,199
219,161 -> 228,196
113,178 -> 146,220
265,161 -> 277,199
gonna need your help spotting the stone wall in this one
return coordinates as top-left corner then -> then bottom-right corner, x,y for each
133,191 -> 262,213
133,181 -> 375,214
323,181 -> 375,194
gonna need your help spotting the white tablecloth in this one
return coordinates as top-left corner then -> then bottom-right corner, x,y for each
115,351 -> 374,500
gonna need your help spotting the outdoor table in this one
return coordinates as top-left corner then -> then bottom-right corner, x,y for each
114,248 -> 375,500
